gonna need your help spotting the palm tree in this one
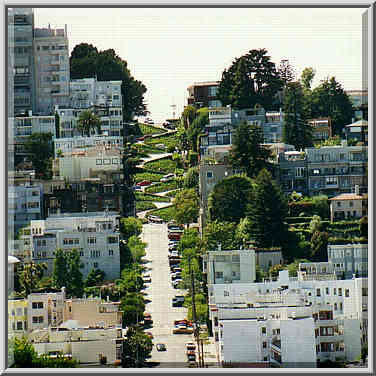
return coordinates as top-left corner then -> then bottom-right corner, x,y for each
76,110 -> 101,137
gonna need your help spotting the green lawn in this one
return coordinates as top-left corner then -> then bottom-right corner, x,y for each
139,123 -> 166,135
143,157 -> 178,174
145,133 -> 178,150
148,205 -> 176,221
144,180 -> 178,193
136,201 -> 157,212
165,189 -> 181,198
133,143 -> 166,156
135,192 -> 170,202
133,171 -> 165,183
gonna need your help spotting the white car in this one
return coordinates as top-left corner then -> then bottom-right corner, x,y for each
160,173 -> 175,182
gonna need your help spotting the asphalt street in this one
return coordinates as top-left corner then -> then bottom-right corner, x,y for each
141,223 -> 194,367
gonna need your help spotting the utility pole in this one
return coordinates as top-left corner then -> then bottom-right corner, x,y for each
189,256 -> 202,367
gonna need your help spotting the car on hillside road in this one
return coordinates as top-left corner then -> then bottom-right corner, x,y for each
156,343 -> 167,351
136,180 -> 152,186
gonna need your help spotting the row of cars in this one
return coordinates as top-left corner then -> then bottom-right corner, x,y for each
133,173 -> 176,191
168,222 -> 184,289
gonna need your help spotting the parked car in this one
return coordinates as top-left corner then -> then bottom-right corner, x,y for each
167,221 -> 183,230
136,180 -> 152,186
172,267 -> 182,273
160,173 -> 175,182
172,279 -> 182,288
171,272 -> 182,280
156,343 -> 167,351
172,327 -> 193,334
143,313 -> 153,326
132,185 -> 142,191
135,136 -> 145,141
187,353 -> 196,362
168,233 -> 182,241
172,295 -> 185,307
186,342 -> 196,350
148,215 -> 163,223
143,274 -> 151,283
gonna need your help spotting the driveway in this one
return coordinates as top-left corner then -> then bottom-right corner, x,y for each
141,223 -> 193,367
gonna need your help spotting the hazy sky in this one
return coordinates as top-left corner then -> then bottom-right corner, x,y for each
33,7 -> 366,122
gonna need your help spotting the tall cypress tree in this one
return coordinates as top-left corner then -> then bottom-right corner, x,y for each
67,249 -> 84,298
245,169 -> 288,248
52,248 -> 69,290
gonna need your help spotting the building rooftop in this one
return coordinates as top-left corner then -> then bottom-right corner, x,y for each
329,193 -> 367,201
346,119 -> 368,127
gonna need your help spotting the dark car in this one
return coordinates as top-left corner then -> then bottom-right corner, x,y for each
156,343 -> 167,351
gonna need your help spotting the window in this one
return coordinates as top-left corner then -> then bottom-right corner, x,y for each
17,321 -> 23,330
79,251 -> 84,257
103,159 -> 111,165
261,327 -> 266,335
349,201 -> 354,207
262,341 -> 267,348
316,289 -> 321,297
88,237 -> 96,244
109,250 -> 114,256
96,159 -> 102,165
295,167 -> 305,178
215,272 -> 223,279
326,288 -> 329,295
337,202 -> 341,207
32,316 -> 44,323
32,302 -> 43,309
94,262 -> 98,268
206,171 -> 213,179
334,303 -> 337,311
338,288 -> 342,296
340,303 -> 343,310
345,289 -> 350,297
16,308 -> 22,316
108,236 -> 118,244
334,288 -> 337,295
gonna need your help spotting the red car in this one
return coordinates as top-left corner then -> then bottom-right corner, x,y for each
136,136 -> 145,141
136,180 -> 152,186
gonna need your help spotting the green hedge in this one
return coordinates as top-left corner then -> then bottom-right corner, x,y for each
286,216 -> 314,224
148,205 -> 176,221
145,180 -> 178,194
328,237 -> 368,245
135,192 -> 170,202
136,201 -> 157,212
144,157 -> 178,174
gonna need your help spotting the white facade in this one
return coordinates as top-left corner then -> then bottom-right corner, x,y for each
203,249 -> 256,284
25,212 -> 121,280
208,271 -> 366,365
54,135 -> 123,157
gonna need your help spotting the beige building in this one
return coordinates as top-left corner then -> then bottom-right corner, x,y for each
53,146 -> 123,181
329,190 -> 368,222
30,326 -> 123,365
64,297 -> 122,328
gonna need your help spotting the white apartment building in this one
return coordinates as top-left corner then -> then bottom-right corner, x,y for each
54,135 -> 124,158
25,212 -> 121,280
203,249 -> 256,284
208,271 -> 367,366
53,147 -> 123,181
55,77 -> 123,138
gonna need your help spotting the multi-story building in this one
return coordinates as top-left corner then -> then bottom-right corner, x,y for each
203,248 -> 256,284
24,212 -> 121,280
8,8 -> 35,116
8,182 -> 43,235
345,90 -> 368,120
52,146 -> 123,182
344,119 -> 368,145
253,247 -> 284,272
55,78 -> 123,138
187,81 -> 221,108
329,190 -> 368,222
33,26 -> 70,115
276,150 -> 308,195
208,270 -> 367,366
305,142 -> 367,197
308,118 -> 332,142
8,298 -> 28,339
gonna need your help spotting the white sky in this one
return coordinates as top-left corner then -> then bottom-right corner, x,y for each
33,7 -> 366,123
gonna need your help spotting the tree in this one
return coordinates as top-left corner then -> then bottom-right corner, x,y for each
11,337 -> 77,368
285,259 -> 311,277
309,215 -> 322,234
310,231 -> 329,261
277,59 -> 296,88
186,111 -> 209,152
70,43 -> 147,121
178,228 -> 201,254
76,110 -> 101,137
120,292 -> 145,327
127,235 -> 147,263
217,48 -> 283,110
120,217 -> 142,241
52,248 -> 69,290
184,167 -> 199,190
23,133 -> 53,179
173,188 -> 199,227
84,268 -> 106,287
116,266 -> 144,295
18,262 -> 47,297
202,220 -> 239,252
229,121 -> 272,178
255,265 -> 267,282
268,264 -> 285,278
66,250 -> 84,298
245,169 -> 288,248
359,216 -> 368,238
181,105 -> 197,129
300,67 -> 316,91
208,175 -> 253,223
311,77 -> 353,135
282,81 -> 313,150
122,326 -> 153,367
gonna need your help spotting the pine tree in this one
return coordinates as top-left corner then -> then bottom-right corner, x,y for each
245,169 -> 288,248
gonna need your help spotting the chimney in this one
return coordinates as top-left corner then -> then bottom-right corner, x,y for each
355,185 -> 360,195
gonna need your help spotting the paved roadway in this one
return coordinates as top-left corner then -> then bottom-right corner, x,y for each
141,223 -> 193,367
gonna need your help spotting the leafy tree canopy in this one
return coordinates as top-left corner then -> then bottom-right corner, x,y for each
173,188 -> 199,226
122,326 -> 153,367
